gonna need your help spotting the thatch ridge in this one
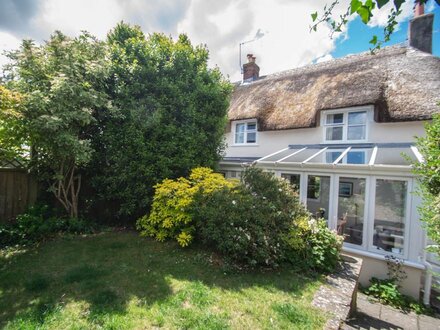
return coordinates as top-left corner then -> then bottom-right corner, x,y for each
228,46 -> 440,131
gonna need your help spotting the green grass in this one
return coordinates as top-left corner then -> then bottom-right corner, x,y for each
0,231 -> 327,329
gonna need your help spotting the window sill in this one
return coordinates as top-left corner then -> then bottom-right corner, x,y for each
322,140 -> 368,144
230,144 -> 259,147
342,246 -> 424,270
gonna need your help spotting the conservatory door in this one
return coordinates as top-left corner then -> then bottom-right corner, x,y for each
336,176 -> 367,247
306,175 -> 331,221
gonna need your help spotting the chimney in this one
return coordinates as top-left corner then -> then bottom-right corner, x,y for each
409,3 -> 434,53
242,54 -> 260,82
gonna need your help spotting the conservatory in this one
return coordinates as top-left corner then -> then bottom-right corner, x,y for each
220,142 -> 425,267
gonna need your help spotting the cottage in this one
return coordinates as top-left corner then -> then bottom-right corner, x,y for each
220,8 -> 439,301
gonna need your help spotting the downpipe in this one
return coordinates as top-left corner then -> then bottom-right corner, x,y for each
423,260 -> 433,306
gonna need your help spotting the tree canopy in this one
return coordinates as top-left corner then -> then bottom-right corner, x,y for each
88,23 -> 232,220
3,31 -> 112,218
2,23 -> 231,222
0,86 -> 27,163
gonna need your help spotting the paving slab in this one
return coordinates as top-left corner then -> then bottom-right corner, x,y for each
418,314 -> 440,330
380,306 -> 417,329
343,292 -> 440,330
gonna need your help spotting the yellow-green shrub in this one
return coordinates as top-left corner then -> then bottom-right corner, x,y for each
136,167 -> 235,247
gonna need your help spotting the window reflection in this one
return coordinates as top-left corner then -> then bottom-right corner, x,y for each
373,179 -> 407,254
337,177 -> 366,246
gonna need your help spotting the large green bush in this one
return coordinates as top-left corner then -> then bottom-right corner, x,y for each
196,167 -> 309,268
89,23 -> 232,221
139,166 -> 342,272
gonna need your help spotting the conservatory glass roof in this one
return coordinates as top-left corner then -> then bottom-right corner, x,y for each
223,143 -> 423,169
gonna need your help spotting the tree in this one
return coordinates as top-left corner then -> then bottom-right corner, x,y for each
0,86 -> 27,163
88,23 -> 232,220
311,0 -> 439,51
3,32 -> 111,218
413,114 -> 440,257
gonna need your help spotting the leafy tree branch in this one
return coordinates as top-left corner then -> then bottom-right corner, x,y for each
311,0 -> 439,51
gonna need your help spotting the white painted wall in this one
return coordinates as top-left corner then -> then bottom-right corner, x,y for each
224,120 -> 428,159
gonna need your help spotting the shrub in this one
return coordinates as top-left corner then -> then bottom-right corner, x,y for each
0,204 -> 94,247
136,167 -> 235,247
284,217 -> 343,273
138,166 -> 342,271
196,167 -> 309,268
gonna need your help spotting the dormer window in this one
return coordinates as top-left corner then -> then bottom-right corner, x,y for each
234,120 -> 257,145
322,106 -> 371,143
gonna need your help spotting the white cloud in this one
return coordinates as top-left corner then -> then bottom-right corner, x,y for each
426,0 -> 436,12
316,54 -> 334,63
0,31 -> 21,69
368,0 -> 414,29
0,0 -> 354,82
178,0 -> 351,81
34,0 -> 122,40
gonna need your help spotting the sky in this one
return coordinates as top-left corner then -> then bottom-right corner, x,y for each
0,0 -> 438,82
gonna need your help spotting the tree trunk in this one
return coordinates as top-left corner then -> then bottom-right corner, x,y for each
52,162 -> 81,218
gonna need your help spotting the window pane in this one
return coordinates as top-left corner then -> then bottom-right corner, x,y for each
307,175 -> 330,221
348,111 -> 366,125
281,174 -> 301,192
347,151 -> 365,164
326,151 -> 342,163
337,178 -> 366,246
236,123 -> 245,132
247,123 -> 256,131
326,126 -> 343,140
326,113 -> 343,124
373,179 -> 407,254
246,132 -> 256,143
347,125 -> 366,140
235,132 -> 244,143
375,147 -> 416,166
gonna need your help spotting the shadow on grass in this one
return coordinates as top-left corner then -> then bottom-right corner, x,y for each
0,231 -> 322,328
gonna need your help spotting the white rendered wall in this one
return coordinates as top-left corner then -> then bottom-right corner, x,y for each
224,120 -> 428,159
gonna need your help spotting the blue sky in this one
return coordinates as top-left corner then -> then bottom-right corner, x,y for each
0,0 -> 438,81
332,4 -> 440,58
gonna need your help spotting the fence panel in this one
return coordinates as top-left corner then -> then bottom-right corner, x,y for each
0,169 -> 37,223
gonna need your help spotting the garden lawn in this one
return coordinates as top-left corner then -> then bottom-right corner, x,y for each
0,231 -> 328,329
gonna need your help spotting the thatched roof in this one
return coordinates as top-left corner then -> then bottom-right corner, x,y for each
228,46 -> 440,131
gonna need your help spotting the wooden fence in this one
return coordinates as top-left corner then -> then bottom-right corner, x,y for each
0,168 -> 38,223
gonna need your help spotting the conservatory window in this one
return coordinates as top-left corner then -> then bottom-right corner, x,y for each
373,179 -> 407,255
281,173 -> 301,192
306,175 -> 330,221
337,177 -> 366,246
234,120 -> 257,144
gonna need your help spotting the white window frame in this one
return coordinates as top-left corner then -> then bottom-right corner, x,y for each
332,174 -> 370,251
321,106 -> 373,143
366,176 -> 412,259
233,119 -> 258,146
305,173 -> 333,220
269,168 -> 419,264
